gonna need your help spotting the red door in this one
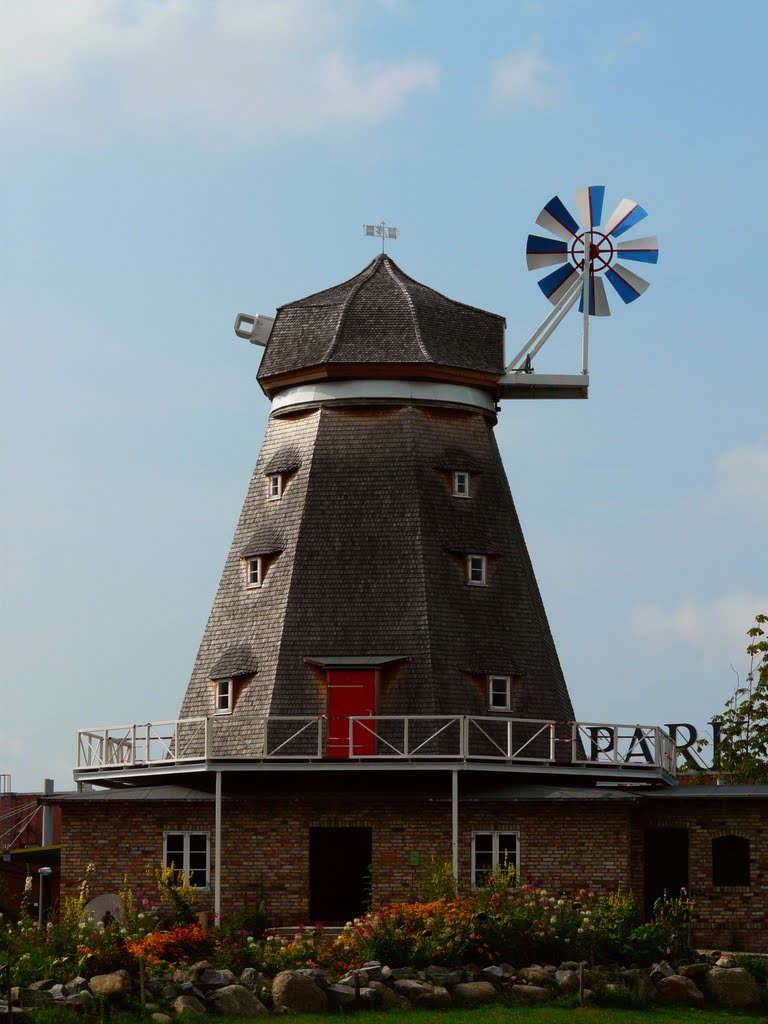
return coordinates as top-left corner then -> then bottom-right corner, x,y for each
327,670 -> 376,758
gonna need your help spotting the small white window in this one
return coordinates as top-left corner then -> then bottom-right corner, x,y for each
489,676 -> 511,711
164,831 -> 210,889
215,678 -> 233,715
467,554 -> 486,585
453,471 -> 470,497
472,831 -> 519,889
245,557 -> 262,588
268,473 -> 283,500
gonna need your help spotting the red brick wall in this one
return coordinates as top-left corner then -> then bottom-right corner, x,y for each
630,798 -> 767,952
59,793 -> 766,951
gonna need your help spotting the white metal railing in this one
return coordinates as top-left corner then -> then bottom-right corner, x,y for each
75,715 -> 676,775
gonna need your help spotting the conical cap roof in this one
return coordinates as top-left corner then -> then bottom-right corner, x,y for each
257,254 -> 505,392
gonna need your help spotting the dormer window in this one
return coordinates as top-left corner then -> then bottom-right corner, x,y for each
245,557 -> 262,588
488,675 -> 511,711
467,554 -> 487,585
268,473 -> 283,500
453,471 -> 470,497
215,679 -> 233,714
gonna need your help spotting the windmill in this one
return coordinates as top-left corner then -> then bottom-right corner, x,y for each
499,185 -> 659,399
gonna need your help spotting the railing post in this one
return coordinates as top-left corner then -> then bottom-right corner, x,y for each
317,716 -> 323,759
548,723 -> 555,761
571,722 -> 578,763
507,718 -> 513,760
462,716 -> 468,759
403,717 -> 409,756
145,722 -> 151,763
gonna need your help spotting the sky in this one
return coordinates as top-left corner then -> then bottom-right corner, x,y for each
1,0 -> 766,793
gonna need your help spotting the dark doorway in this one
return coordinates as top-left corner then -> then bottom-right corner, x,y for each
309,827 -> 372,923
327,671 -> 376,758
644,828 -> 689,919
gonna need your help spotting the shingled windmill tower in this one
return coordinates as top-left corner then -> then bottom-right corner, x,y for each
72,199 -> 676,926
179,252 -> 577,753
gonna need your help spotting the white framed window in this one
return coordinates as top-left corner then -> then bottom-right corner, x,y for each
467,554 -> 487,585
453,470 -> 470,498
245,557 -> 262,588
215,678 -> 233,715
164,831 -> 210,889
472,831 -> 519,889
488,675 -> 511,711
268,473 -> 283,500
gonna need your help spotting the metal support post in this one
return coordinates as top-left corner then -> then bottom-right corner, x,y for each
451,770 -> 459,890
214,771 -> 222,927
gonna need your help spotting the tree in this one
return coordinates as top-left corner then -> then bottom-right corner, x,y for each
709,613 -> 768,784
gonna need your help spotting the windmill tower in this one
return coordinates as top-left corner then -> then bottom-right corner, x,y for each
179,252 -> 578,757
72,191 -> 674,926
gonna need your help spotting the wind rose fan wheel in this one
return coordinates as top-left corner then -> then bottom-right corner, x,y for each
526,185 -> 659,316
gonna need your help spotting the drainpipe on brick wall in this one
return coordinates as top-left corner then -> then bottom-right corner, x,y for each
214,771 -> 222,926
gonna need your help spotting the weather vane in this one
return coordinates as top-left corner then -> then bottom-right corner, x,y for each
364,220 -> 399,253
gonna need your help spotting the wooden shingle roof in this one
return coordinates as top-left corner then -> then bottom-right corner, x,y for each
257,254 -> 505,391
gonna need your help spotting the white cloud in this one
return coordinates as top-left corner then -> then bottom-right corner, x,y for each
0,0 -> 439,145
489,44 -> 555,108
710,440 -> 768,519
630,593 -> 767,670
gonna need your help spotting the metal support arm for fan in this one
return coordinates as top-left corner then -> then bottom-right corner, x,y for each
498,253 -> 592,400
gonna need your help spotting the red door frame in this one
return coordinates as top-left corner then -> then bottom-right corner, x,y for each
327,670 -> 376,758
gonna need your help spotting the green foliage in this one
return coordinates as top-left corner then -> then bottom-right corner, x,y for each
146,861 -> 197,926
709,612 -> 768,783
651,887 -> 696,961
417,855 -> 457,901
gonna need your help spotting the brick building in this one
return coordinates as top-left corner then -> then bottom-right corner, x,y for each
57,256 -> 767,949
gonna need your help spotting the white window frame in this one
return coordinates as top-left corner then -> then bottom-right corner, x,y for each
268,473 -> 283,500
453,470 -> 470,498
163,831 -> 210,890
467,553 -> 487,586
471,831 -> 519,889
488,675 -> 511,711
215,678 -> 233,715
245,556 -> 262,588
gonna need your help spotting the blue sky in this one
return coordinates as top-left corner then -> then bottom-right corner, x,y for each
1,0 -> 766,792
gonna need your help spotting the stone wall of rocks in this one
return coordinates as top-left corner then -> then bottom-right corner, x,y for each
3,951 -> 765,1017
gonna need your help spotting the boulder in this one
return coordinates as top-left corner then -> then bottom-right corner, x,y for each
66,976 -> 89,993
272,970 -> 328,1014
678,962 -> 712,978
425,966 -> 463,987
29,979 -> 58,991
554,969 -> 579,993
160,984 -> 178,1002
198,969 -> 237,990
516,967 -> 554,987
171,994 -> 206,1016
90,970 -> 132,996
656,974 -> 704,1006
620,968 -> 657,1001
390,967 -> 415,980
325,984 -> 358,1009
206,984 -> 269,1014
151,1014 -> 172,1024
368,981 -> 409,1009
357,987 -> 382,1008
702,966 -> 761,1010
240,967 -> 267,991
49,984 -> 70,1000
509,984 -> 551,1003
67,991 -> 93,1007
294,969 -> 329,990
362,961 -> 385,983
649,961 -> 675,982
451,981 -> 498,1006
11,987 -> 55,1007
394,979 -> 433,1003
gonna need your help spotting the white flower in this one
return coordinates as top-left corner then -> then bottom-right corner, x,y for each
247,936 -> 254,944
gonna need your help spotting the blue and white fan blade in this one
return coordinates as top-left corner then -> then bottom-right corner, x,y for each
526,234 -> 568,270
578,275 -> 610,317
616,235 -> 659,264
574,185 -> 605,230
535,195 -> 580,241
538,263 -> 579,304
605,262 -> 650,303
604,198 -> 648,238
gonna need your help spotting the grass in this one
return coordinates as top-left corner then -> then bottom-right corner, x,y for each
24,1004 -> 768,1024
